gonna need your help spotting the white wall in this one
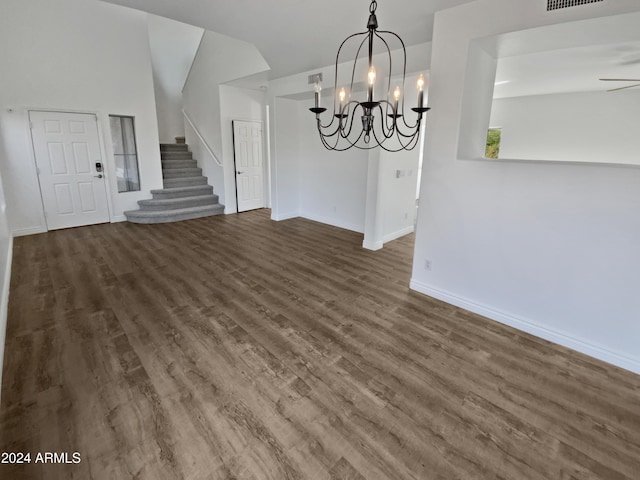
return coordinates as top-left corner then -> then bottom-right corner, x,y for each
271,98 -> 301,220
182,30 -> 269,210
219,85 -> 266,213
0,0 -> 163,235
298,102 -> 369,233
490,90 -> 640,165
380,148 -> 420,241
147,15 -> 203,144
412,0 -> 640,373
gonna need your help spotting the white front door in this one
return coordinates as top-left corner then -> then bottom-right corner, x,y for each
233,120 -> 264,212
30,111 -> 110,230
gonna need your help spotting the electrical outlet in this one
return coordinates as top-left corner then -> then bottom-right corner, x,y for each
425,260 -> 432,271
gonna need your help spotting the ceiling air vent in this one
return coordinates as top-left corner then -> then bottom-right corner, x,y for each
547,0 -> 604,11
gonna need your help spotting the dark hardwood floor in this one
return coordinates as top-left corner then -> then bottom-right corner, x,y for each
1,209 -> 639,479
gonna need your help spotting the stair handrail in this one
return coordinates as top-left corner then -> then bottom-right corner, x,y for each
182,109 -> 224,167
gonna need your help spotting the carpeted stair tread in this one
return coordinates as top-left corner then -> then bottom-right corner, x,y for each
162,159 -> 197,169
150,184 -> 213,196
163,176 -> 208,187
162,167 -> 202,178
125,204 -> 224,224
160,143 -> 189,152
161,151 -> 193,160
138,194 -> 218,211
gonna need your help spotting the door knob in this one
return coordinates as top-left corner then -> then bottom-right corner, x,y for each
94,174 -> 103,179
237,171 -> 244,175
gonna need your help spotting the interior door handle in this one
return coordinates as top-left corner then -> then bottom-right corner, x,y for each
237,171 -> 244,175
94,174 -> 103,179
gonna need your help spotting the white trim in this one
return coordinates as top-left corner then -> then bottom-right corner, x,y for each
409,279 -> 640,375
362,239 -> 383,251
265,105 -> 272,209
383,225 -> 414,243
183,109 -> 223,166
0,237 -> 13,405
271,211 -> 299,221
301,213 -> 364,234
12,226 -> 47,237
111,215 -> 126,223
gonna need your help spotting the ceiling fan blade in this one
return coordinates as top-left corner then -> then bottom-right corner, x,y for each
607,83 -> 640,92
600,78 -> 640,81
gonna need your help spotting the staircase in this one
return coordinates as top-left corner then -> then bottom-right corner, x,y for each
124,140 -> 224,224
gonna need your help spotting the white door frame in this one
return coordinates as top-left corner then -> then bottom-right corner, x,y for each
27,108 -> 116,231
232,118 -> 266,213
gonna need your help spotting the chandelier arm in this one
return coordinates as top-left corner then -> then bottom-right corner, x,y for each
395,121 -> 423,150
378,29 -> 417,130
373,102 -> 397,139
318,116 -> 346,138
333,101 -> 361,139
336,31 -> 368,115
372,126 -> 420,152
373,31 -> 395,129
371,128 -> 406,152
317,104 -> 366,148
321,127 -> 366,151
395,126 -> 422,139
340,35 -> 369,122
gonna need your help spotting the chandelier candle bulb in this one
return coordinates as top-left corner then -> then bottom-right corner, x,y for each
314,80 -> 322,108
417,74 -> 425,108
368,67 -> 376,102
393,86 -> 401,112
339,88 -> 346,110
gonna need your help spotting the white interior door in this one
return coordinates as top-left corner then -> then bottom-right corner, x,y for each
30,111 -> 110,230
233,120 -> 264,212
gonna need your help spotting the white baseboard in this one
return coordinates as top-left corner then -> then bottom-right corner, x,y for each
301,213 -> 364,234
13,226 -> 46,237
111,215 -> 126,223
409,279 -> 640,375
271,211 -> 299,221
383,225 -> 414,243
0,237 -> 13,405
362,239 -> 383,251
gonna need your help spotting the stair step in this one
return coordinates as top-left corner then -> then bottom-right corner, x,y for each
175,136 -> 186,144
162,167 -> 202,178
138,194 -> 218,211
151,185 -> 214,200
124,204 -> 225,224
161,151 -> 193,160
163,176 -> 208,188
162,159 -> 197,169
160,143 -> 189,152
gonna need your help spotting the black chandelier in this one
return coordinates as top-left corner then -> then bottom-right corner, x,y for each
309,0 -> 430,152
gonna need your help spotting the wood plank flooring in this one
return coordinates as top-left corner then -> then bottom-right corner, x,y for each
1,209 -> 639,479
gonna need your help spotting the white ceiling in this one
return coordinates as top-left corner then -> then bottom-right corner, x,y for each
99,0 -> 476,79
